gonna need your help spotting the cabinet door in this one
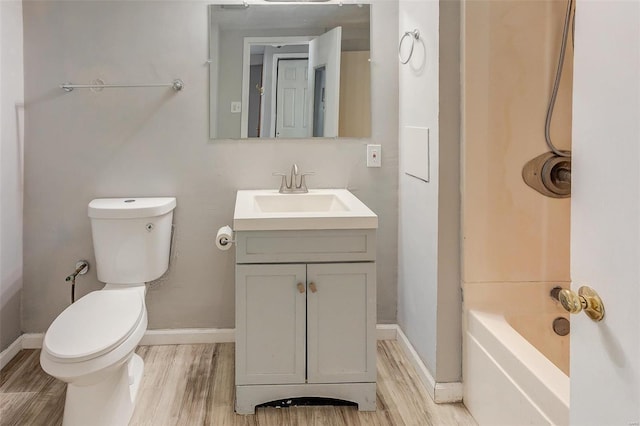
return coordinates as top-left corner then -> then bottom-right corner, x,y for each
236,264 -> 306,385
306,263 -> 376,383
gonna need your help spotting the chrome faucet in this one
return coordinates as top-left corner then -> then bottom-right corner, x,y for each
273,163 -> 313,193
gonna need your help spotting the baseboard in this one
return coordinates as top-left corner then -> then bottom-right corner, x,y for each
139,328 -> 235,346
395,326 -> 463,403
376,324 -> 398,341
1,324 -> 399,368
0,335 -> 23,370
22,333 -> 44,349
140,324 -> 397,346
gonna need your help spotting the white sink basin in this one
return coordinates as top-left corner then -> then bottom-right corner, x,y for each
234,189 -> 378,231
253,192 -> 348,213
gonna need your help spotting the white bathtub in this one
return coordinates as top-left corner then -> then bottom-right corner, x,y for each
464,310 -> 569,425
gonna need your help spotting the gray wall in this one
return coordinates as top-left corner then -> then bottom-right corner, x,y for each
22,1 -> 398,333
397,0 -> 440,377
0,0 -> 24,352
397,0 -> 462,383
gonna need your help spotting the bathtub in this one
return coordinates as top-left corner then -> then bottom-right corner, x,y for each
464,310 -> 569,425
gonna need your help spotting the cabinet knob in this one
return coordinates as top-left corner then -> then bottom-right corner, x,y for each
297,282 -> 305,293
309,282 -> 317,293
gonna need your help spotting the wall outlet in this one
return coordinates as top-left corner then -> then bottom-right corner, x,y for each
367,144 -> 382,167
231,102 -> 242,113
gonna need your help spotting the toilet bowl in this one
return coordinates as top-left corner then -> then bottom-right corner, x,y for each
40,197 -> 176,426
41,286 -> 147,425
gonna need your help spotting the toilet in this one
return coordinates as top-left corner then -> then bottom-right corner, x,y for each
40,197 -> 176,426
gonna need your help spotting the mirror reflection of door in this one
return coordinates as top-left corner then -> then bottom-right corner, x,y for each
308,26 -> 341,138
313,66 -> 326,137
248,64 -> 263,137
239,27 -> 345,139
275,59 -> 309,138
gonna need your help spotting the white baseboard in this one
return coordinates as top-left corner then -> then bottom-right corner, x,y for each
140,328 -> 235,346
0,335 -> 24,370
395,326 -> 463,403
0,324 -> 400,369
434,382 -> 464,403
22,333 -> 45,349
376,324 -> 398,341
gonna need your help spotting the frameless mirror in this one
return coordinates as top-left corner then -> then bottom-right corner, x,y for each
209,4 -> 371,140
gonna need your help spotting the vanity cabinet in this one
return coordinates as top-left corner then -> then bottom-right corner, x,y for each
234,230 -> 376,414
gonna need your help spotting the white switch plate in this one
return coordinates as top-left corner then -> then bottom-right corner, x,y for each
231,102 -> 241,113
367,144 -> 382,167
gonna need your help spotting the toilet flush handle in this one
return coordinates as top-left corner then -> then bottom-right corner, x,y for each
558,286 -> 605,322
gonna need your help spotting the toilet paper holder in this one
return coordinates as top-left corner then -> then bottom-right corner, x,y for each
219,235 -> 235,246
216,225 -> 235,250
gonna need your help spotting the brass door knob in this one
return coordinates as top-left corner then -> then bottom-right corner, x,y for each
297,282 -> 305,294
558,286 -> 605,322
309,282 -> 317,293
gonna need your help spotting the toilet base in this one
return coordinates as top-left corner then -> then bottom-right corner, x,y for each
62,353 -> 144,426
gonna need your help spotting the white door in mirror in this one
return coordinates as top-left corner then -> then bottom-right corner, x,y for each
367,144 -> 381,167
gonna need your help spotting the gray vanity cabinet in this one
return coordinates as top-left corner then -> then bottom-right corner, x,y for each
234,230 -> 377,414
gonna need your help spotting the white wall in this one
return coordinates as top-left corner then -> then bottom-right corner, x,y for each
570,1 -> 639,423
0,0 -> 24,351
398,0 -> 461,384
21,1 -> 399,333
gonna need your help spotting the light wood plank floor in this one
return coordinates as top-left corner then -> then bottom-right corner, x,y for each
0,341 -> 476,425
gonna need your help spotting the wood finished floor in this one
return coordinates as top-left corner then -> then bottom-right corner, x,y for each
0,341 -> 476,426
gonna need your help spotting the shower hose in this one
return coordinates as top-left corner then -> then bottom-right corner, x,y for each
545,0 -> 574,158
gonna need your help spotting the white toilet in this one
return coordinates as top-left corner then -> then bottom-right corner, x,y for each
40,197 -> 176,426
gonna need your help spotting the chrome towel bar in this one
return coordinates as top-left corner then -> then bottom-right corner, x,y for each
60,78 -> 184,92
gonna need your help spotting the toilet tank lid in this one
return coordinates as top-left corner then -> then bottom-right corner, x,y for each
88,197 -> 176,219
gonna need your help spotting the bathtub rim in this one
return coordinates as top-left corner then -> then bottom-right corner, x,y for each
464,309 -> 570,425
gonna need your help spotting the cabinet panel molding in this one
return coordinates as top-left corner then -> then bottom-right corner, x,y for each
235,264 -> 306,385
306,263 -> 377,384
236,230 -> 376,263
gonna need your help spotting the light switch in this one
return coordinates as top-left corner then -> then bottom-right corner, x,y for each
367,144 -> 382,167
231,102 -> 242,113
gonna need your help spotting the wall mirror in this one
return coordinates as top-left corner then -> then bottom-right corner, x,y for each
209,3 -> 371,140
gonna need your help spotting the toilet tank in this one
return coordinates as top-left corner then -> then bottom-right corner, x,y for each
88,197 -> 176,284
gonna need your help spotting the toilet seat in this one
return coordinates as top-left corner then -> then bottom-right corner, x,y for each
43,290 -> 144,363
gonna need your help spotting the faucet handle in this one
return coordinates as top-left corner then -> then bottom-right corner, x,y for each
299,172 -> 314,182
297,172 -> 314,193
272,172 -> 290,192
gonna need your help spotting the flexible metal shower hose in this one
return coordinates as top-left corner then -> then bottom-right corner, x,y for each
544,0 -> 574,158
